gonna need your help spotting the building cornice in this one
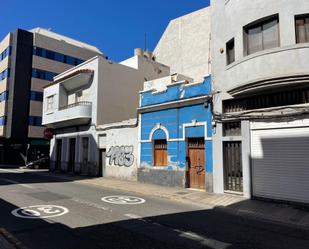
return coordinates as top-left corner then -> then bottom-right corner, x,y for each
138,95 -> 211,113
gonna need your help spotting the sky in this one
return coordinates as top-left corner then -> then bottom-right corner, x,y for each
1,0 -> 210,62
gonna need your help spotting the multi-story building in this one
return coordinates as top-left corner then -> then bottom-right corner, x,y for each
154,7 -> 211,82
0,28 -> 102,165
211,0 -> 309,204
138,74 -> 213,190
42,50 -> 170,176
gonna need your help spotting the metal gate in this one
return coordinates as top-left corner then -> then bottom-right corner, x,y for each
68,138 -> 76,173
251,123 -> 309,204
55,139 -> 62,171
223,141 -> 243,192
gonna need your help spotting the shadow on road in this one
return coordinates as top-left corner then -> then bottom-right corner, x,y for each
0,170 -> 97,186
0,198 -> 309,249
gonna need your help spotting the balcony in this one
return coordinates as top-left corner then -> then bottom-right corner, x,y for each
43,101 -> 92,128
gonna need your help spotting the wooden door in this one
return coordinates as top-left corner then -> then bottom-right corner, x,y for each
187,138 -> 205,189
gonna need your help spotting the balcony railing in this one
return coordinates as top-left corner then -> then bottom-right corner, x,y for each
43,101 -> 92,128
59,101 -> 92,111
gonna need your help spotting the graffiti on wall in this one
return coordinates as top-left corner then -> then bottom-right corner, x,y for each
106,146 -> 134,167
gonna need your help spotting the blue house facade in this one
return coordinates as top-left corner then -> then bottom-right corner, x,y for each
138,75 -> 213,191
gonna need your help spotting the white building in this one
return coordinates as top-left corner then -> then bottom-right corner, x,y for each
42,51 -> 169,178
154,7 -> 211,82
211,0 -> 309,204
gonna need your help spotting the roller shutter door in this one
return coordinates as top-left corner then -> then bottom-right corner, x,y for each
251,124 -> 309,204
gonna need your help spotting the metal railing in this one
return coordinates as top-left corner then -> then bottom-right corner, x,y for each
58,101 -> 92,111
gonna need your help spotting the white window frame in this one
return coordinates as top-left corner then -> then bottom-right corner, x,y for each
46,95 -> 55,112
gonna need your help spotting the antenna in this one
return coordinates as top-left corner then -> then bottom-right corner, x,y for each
144,33 -> 147,51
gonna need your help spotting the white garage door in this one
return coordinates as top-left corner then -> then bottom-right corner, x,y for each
251,123 -> 309,204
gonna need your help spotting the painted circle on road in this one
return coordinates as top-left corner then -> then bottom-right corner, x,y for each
11,205 -> 69,219
101,196 -> 146,205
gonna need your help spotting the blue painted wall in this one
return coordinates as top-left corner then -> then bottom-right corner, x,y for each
140,76 -> 213,174
141,76 -> 211,107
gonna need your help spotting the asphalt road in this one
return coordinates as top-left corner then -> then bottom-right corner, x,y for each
0,168 -> 308,249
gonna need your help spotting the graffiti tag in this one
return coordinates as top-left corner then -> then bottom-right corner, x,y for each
106,146 -> 134,167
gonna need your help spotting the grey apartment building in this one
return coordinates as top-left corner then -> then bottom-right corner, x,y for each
211,0 -> 309,204
0,28 -> 102,165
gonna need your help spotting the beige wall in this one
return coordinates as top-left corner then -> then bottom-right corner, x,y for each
0,78 -> 8,93
33,32 -> 100,61
31,29 -> 102,138
0,102 -> 6,116
43,54 -> 169,128
31,78 -> 51,92
97,56 -> 169,125
0,57 -> 9,73
0,33 -> 11,53
32,56 -> 72,74
29,101 -> 42,116
0,126 -> 5,136
28,126 -> 45,138
154,7 -> 211,82
0,34 -> 11,99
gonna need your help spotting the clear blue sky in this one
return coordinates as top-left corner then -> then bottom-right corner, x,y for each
1,0 -> 209,62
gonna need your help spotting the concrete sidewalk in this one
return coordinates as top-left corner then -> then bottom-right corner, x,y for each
23,169 -> 309,231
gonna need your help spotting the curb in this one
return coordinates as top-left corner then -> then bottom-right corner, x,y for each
24,170 -> 309,232
26,170 -> 215,208
0,228 -> 28,249
213,206 -> 309,232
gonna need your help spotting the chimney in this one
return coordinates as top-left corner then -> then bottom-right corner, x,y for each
134,48 -> 143,56
143,51 -> 152,59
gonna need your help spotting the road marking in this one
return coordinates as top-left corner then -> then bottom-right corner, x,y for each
0,177 -> 34,189
101,196 -> 146,205
123,213 -> 230,249
124,213 -> 143,219
11,205 -> 69,219
176,229 -> 231,249
72,198 -> 112,211
0,168 -> 24,173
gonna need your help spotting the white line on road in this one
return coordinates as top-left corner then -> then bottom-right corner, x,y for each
124,213 -> 143,219
0,168 -> 24,173
123,213 -> 231,249
175,229 -> 230,249
71,198 -> 112,212
0,178 -> 34,189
